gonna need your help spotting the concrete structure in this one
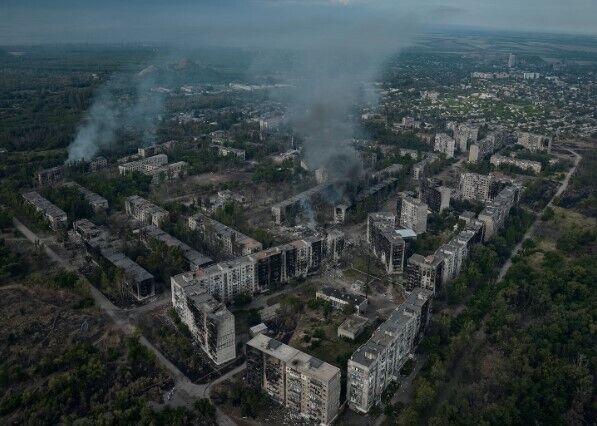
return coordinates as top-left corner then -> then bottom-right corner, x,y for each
249,323 -> 269,337
478,185 -> 520,241
508,53 -> 516,68
246,335 -> 341,425
412,154 -> 440,180
118,154 -> 168,174
333,178 -> 398,224
460,172 -> 493,202
21,191 -> 67,231
171,274 -> 236,365
436,240 -> 467,285
490,154 -> 542,174
420,178 -> 451,213
118,153 -> 186,184
397,195 -> 428,234
325,229 -> 345,262
454,124 -> 479,152
271,184 -> 329,225
316,286 -> 368,314
347,289 -> 432,413
213,145 -> 246,160
36,166 -> 64,186
64,182 -> 108,212
367,214 -> 406,274
125,195 -> 169,227
173,232 -> 338,303
139,225 -> 212,270
366,212 -> 395,244
405,254 -> 443,293
338,315 -> 369,340
517,132 -> 552,153
188,213 -> 262,258
89,156 -> 108,172
468,144 -> 480,163
434,133 -> 455,158
73,219 -> 155,300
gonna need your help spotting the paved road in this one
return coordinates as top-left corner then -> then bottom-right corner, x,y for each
497,148 -> 581,282
12,217 -> 243,425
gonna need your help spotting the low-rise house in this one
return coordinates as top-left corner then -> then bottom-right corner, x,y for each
338,314 -> 369,340
316,286 -> 368,314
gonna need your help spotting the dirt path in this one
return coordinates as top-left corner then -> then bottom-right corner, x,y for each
12,217 -> 243,425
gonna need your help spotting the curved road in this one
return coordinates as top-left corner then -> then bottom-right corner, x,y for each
497,147 -> 581,282
12,217 -> 244,425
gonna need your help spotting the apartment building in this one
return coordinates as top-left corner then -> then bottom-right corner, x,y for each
454,124 -> 479,152
89,156 -> 108,172
171,274 -> 236,365
433,133 -> 455,159
459,172 -> 493,202
125,195 -> 169,227
518,132 -> 552,153
36,166 -> 64,186
478,185 -> 520,241
420,178 -> 451,213
436,240 -> 467,285
73,219 -> 155,300
22,191 -> 67,231
325,229 -> 345,262
368,219 -> 406,274
118,154 -> 168,174
188,212 -> 263,257
213,145 -> 246,161
490,154 -> 542,174
405,254 -> 443,293
246,335 -> 341,425
397,195 -> 428,234
347,289 -> 432,413
366,212 -> 395,244
172,233 -> 336,303
64,182 -> 108,212
139,225 -> 212,269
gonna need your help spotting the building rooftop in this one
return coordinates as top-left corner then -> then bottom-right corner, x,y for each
247,334 -> 340,381
338,314 -> 369,335
395,228 -> 417,239
318,286 -> 367,306
140,225 -> 212,268
22,191 -> 66,219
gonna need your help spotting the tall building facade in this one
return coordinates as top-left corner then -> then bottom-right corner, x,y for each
397,195 -> 428,234
171,274 -> 236,365
246,335 -> 341,425
347,289 -> 433,413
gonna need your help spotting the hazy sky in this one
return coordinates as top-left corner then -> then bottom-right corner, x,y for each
1,0 -> 596,46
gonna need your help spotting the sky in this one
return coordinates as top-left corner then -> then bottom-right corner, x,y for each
1,0 -> 596,46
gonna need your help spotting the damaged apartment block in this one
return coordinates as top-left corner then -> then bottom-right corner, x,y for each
73,219 -> 155,301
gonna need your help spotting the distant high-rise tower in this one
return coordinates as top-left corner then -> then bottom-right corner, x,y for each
508,53 -> 516,68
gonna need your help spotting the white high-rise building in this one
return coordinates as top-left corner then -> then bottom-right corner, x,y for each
347,289 -> 433,413
171,274 -> 236,365
246,335 -> 341,425
434,133 -> 455,158
397,195 -> 428,234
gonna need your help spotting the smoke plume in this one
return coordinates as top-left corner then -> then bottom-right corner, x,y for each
67,68 -> 165,162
